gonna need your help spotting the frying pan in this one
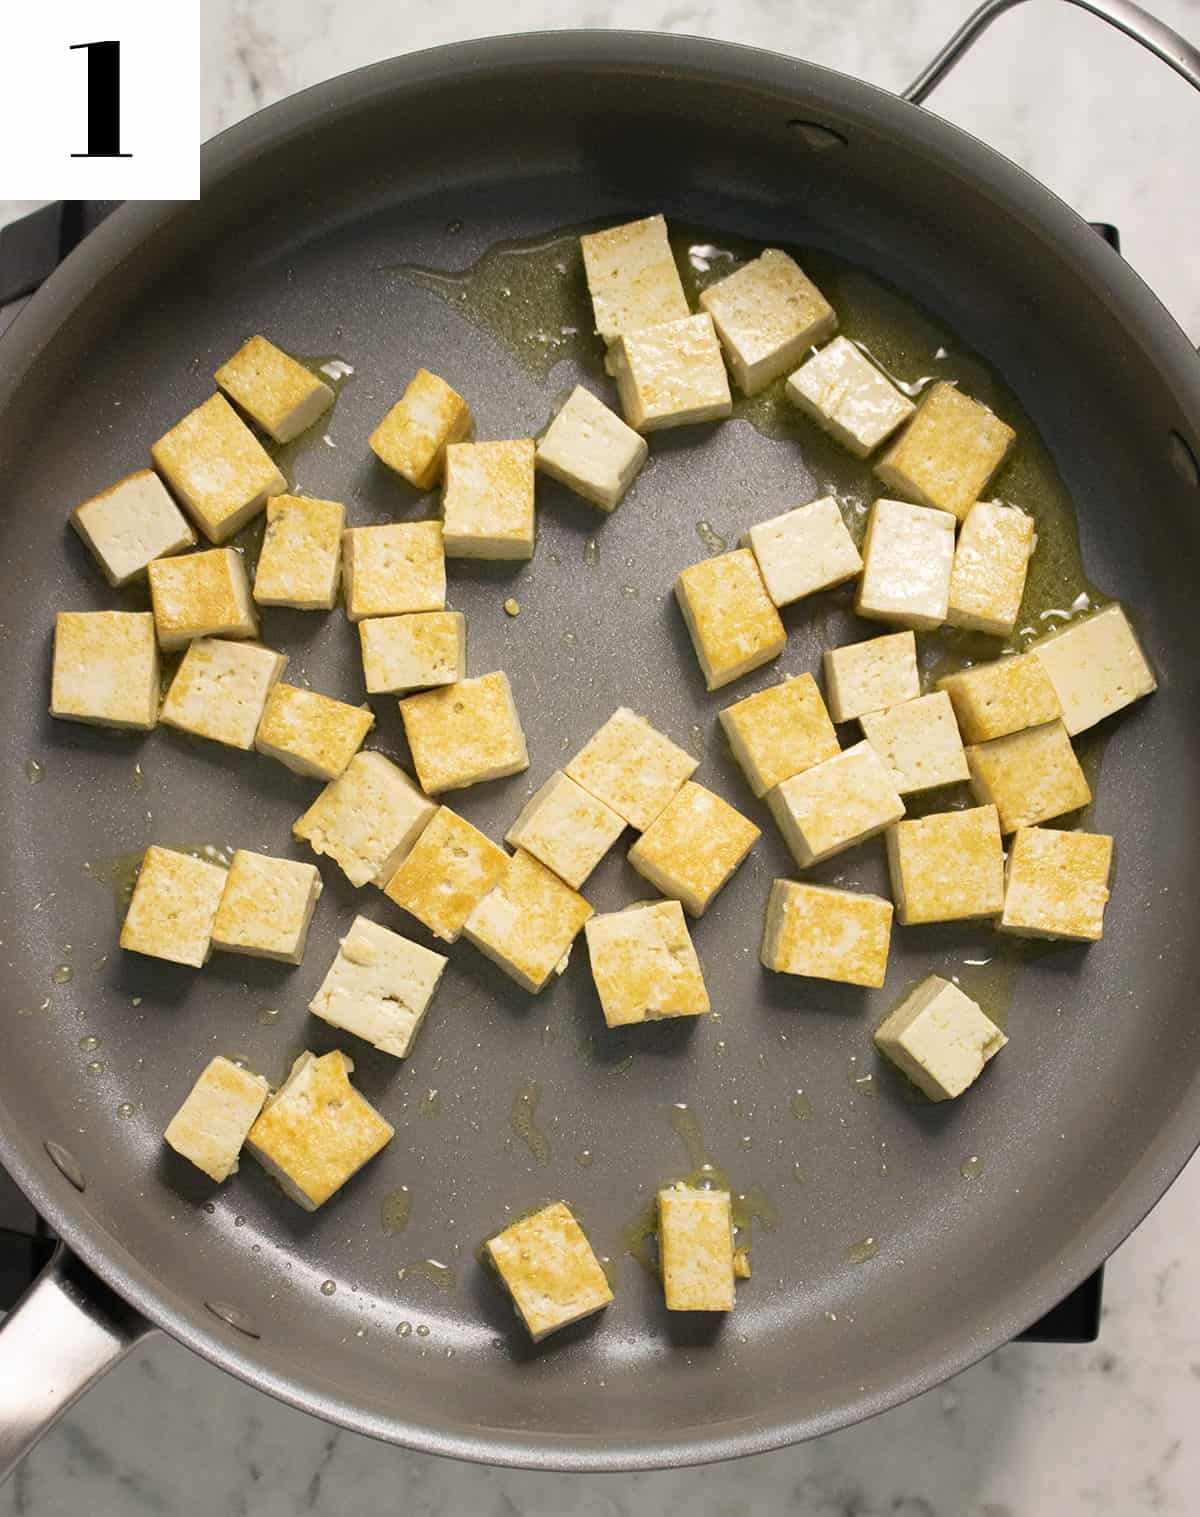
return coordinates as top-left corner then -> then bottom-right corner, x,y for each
0,0 -> 1199,1477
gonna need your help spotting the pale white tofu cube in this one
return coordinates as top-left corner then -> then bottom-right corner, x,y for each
658,1186 -> 734,1311
535,385 -> 648,511
485,1201 -> 613,1341
463,849 -> 592,993
252,495 -> 344,610
383,806 -> 510,944
120,846 -> 227,968
859,691 -> 968,794
610,314 -> 732,432
254,683 -> 374,781
675,548 -> 786,690
718,673 -> 839,798
309,915 -> 447,1058
293,750 -> 437,887
505,770 -> 625,890
874,976 -> 1007,1101
369,368 -> 473,489
70,469 -> 196,587
1029,602 -> 1156,736
148,547 -> 258,650
579,214 -> 689,346
164,1057 -> 270,1183
741,496 -> 862,607
698,249 -> 837,395
947,500 -> 1035,636
785,336 -> 915,456
760,880 -> 893,988
856,497 -> 956,630
215,336 -> 334,444
211,850 -> 323,964
584,900 -> 710,1027
965,719 -> 1091,833
246,1050 -> 393,1211
442,440 -> 535,560
151,393 -> 286,543
565,707 -> 698,831
51,611 -> 159,731
823,630 -> 919,723
399,672 -> 529,794
937,652 -> 1061,743
342,521 -> 445,622
875,381 -> 1015,522
160,638 -> 288,751
768,742 -> 904,868
886,805 -> 1005,925
999,826 -> 1113,942
359,611 -> 465,696
627,781 -> 759,917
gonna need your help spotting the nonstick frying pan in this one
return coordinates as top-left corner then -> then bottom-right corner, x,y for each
0,0 -> 1199,1477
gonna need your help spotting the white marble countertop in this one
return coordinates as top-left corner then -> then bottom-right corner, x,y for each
2,1 -> 1199,1513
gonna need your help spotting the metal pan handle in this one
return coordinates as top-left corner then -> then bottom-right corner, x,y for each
905,0 -> 1200,103
0,1244 -> 153,1483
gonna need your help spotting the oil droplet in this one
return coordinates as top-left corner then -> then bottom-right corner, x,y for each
847,1056 -> 876,1096
961,1155 -> 984,1180
620,1199 -> 660,1274
607,1053 -> 634,1077
714,1039 -> 727,1056
561,631 -> 577,646
583,537 -> 599,566
381,1187 -> 412,1235
130,762 -> 145,791
320,1280 -> 337,1296
401,1259 -> 455,1292
256,1006 -> 281,1026
131,996 -> 142,1007
116,1102 -> 135,1119
575,1148 -> 595,1167
669,1104 -> 708,1169
38,996 -> 50,1012
510,1080 -> 550,1164
847,1236 -> 880,1265
688,723 -> 706,754
15,1006 -> 31,1018
415,1324 -> 431,1338
52,964 -> 73,985
418,1088 -> 441,1118
503,597 -> 521,617
791,1090 -> 812,1120
203,1202 -> 215,1214
24,758 -> 45,784
86,1060 -> 104,1076
79,1035 -> 100,1052
92,953 -> 108,971
396,1321 -> 412,1337
695,520 -> 728,555
234,1215 -> 246,1228
621,584 -> 638,598
793,1163 -> 807,1184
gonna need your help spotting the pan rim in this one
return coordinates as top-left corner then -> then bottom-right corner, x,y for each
1,26 -> 1198,1473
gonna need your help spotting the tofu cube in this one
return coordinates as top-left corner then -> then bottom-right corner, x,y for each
211,850 -> 323,964
675,549 -> 787,691
359,611 -> 466,695
70,469 -> 196,587
535,385 -> 648,511
119,845 -> 227,967
579,213 -> 689,346
760,880 -> 893,988
858,691 -> 968,795
823,631 -> 920,723
785,336 -> 915,456
399,671 -> 529,795
254,682 -> 374,781
51,611 -> 159,731
369,368 -> 473,489
999,826 -> 1113,942
342,521 -> 445,622
768,742 -> 905,868
937,652 -> 1062,743
886,805 -> 1005,924
252,495 -> 344,610
485,1201 -> 613,1341
610,314 -> 733,432
160,638 -> 288,751
741,496 -> 862,608
657,1186 -> 734,1311
875,976 -> 1007,1101
442,440 -> 535,560
148,547 -> 258,650
505,770 -> 625,890
698,249 -> 837,395
856,497 -> 956,630
565,707 -> 698,831
947,500 -> 1035,636
246,1050 -> 393,1211
585,900 -> 710,1027
1029,602 -> 1156,736
214,336 -> 334,444
719,673 -> 840,799
383,806 -> 510,943
293,750 -> 436,887
151,393 -> 286,542
463,848 -> 592,993
309,914 -> 447,1058
627,781 -> 759,917
965,720 -> 1091,833
164,1057 -> 270,1183
874,381 -> 1015,522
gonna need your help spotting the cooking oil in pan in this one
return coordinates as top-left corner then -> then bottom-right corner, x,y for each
381,1187 -> 413,1235
510,1079 -> 550,1164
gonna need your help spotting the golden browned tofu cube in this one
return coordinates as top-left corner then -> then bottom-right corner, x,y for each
823,631 -> 920,723
505,771 -> 625,890
579,213 -> 689,346
151,393 -> 286,542
874,381 -> 1015,522
627,781 -> 759,917
768,742 -> 905,869
70,469 -> 195,587
999,826 -> 1113,942
164,1056 -> 269,1183
760,880 -> 893,988
148,547 -> 258,650
254,683 -> 374,781
463,849 -> 592,993
358,611 -> 466,695
215,336 -> 334,444
51,611 -> 159,731
965,720 -> 1091,833
699,248 -> 837,395
160,638 -> 288,750
584,900 -> 709,1027
875,976 -> 1006,1101
369,368 -> 472,489
120,846 -> 227,968
485,1201 -> 613,1340
675,549 -> 786,691
565,707 -> 698,831
293,750 -> 436,887
442,440 -> 535,560
535,384 -> 648,511
611,313 -> 732,432
211,850 -> 322,964
383,806 -> 510,944
858,691 -> 968,795
657,1185 -> 735,1311
399,672 -> 529,795
947,500 -> 1035,636
885,805 -> 1005,925
252,495 -> 344,610
937,652 -> 1061,743
342,521 -> 445,622
309,915 -> 447,1059
719,673 -> 840,799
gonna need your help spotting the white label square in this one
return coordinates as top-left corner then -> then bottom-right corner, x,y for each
0,1 -> 199,199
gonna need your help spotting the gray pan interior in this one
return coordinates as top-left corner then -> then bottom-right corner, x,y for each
0,32 -> 1199,1472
